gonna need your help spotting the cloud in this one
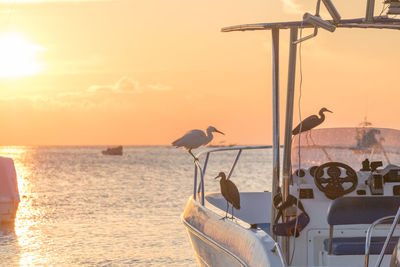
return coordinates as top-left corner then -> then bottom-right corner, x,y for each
281,0 -> 303,14
88,76 -> 171,94
0,76 -> 172,111
115,77 -> 140,93
147,83 -> 172,91
88,77 -> 141,94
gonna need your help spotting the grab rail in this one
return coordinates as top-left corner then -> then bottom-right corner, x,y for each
365,207 -> 400,267
192,145 -> 272,205
272,242 -> 287,267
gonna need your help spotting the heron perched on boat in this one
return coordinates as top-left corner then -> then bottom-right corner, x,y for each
172,126 -> 224,161
292,107 -> 332,135
215,172 -> 240,219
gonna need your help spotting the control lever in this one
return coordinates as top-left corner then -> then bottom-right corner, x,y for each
370,161 -> 383,172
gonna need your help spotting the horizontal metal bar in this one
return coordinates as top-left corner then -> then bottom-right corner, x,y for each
221,17 -> 400,32
195,145 -> 272,159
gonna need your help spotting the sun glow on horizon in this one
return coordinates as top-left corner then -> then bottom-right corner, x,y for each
0,32 -> 45,78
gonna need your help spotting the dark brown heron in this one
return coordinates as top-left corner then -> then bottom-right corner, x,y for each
215,172 -> 240,219
292,107 -> 332,135
172,126 -> 224,161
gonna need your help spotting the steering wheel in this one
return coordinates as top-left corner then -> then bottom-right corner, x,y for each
314,162 -> 358,200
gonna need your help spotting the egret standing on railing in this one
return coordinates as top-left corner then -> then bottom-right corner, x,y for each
172,126 -> 225,161
292,107 -> 332,135
215,172 -> 240,219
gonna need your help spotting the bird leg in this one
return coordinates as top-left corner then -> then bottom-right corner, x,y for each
220,201 -> 229,220
188,149 -> 199,162
231,206 -> 234,220
305,130 -> 311,146
225,201 -> 229,219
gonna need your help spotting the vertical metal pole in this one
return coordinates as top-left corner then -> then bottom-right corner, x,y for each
282,27 -> 298,200
365,0 -> 375,22
201,170 -> 205,205
198,153 -> 210,194
194,166 -> 198,200
282,27 -> 298,262
271,27 -> 280,237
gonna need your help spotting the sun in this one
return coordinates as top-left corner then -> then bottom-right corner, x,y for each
0,32 -> 45,78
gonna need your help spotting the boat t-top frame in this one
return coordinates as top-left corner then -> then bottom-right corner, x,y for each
222,0 -> 400,262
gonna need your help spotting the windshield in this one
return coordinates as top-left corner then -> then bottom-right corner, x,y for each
291,127 -> 400,170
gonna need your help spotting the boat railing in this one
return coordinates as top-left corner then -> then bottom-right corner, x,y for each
193,145 -> 271,206
365,207 -> 400,267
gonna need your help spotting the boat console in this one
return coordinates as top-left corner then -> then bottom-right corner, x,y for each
284,127 -> 400,265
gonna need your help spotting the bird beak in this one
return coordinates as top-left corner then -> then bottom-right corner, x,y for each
214,175 -> 220,179
326,109 -> 333,113
215,129 -> 225,135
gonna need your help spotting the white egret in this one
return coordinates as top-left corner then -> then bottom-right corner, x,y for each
215,172 -> 240,219
292,107 -> 332,135
172,126 -> 224,161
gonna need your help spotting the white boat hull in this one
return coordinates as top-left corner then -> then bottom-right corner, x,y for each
0,157 -> 19,225
182,195 -> 284,267
0,201 -> 18,225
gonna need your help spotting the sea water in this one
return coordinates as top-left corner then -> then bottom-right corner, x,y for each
0,146 -> 273,266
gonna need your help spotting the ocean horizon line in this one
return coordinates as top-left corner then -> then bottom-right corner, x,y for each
0,144 -> 274,148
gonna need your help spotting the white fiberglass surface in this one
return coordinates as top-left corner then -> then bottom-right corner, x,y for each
206,192 -> 271,224
291,127 -> 400,170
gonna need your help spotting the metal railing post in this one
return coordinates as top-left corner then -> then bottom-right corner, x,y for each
365,0 -> 375,22
193,166 -> 198,200
198,153 -> 210,194
364,208 -> 400,267
282,26 -> 298,262
227,150 -> 242,179
271,27 -> 280,238
190,146 -> 272,205
375,208 -> 400,267
201,169 -> 205,205
194,161 -> 205,205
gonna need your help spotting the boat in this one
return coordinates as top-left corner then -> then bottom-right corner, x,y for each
0,156 -> 19,226
101,146 -> 123,156
181,1 -> 400,266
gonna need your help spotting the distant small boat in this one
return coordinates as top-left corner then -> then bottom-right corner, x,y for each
101,146 -> 123,156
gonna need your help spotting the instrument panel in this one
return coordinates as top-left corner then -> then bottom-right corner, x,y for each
291,159 -> 400,201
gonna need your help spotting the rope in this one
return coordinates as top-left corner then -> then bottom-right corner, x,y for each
289,22 -> 304,266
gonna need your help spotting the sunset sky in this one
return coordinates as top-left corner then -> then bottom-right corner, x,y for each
0,0 -> 399,146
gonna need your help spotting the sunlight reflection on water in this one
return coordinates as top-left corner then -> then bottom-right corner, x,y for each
0,146 -> 273,266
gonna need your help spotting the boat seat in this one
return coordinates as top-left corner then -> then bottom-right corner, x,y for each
323,236 -> 399,255
325,196 -> 400,255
